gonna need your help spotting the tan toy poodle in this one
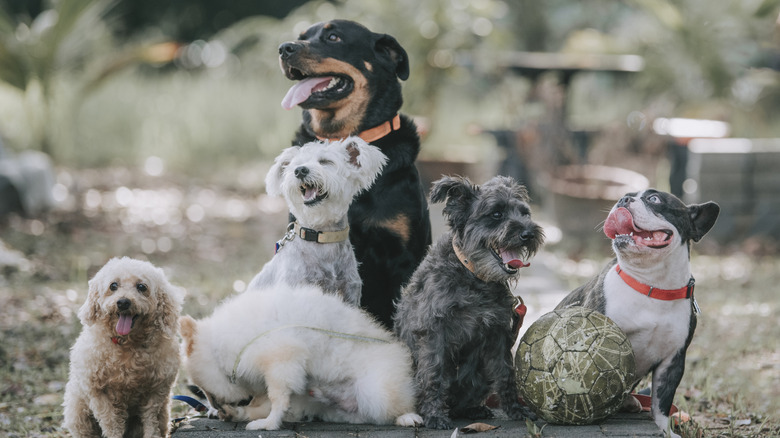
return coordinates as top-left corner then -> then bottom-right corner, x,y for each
63,257 -> 185,438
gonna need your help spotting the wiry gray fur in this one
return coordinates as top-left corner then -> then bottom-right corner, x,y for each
394,175 -> 544,430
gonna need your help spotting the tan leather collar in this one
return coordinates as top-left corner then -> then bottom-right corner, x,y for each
316,114 -> 401,143
452,239 -> 488,281
293,222 -> 350,244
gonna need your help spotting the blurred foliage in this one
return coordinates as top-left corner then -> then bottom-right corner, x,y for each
0,0 -> 778,171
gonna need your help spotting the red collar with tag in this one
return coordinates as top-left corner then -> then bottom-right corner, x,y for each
316,114 -> 401,143
614,264 -> 694,300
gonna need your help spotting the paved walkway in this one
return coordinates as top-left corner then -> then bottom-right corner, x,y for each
171,207 -> 665,437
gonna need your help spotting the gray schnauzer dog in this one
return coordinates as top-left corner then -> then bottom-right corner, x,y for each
247,137 -> 387,305
394,175 -> 544,429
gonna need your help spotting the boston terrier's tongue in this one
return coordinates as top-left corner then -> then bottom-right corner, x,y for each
116,314 -> 134,336
603,207 -> 637,239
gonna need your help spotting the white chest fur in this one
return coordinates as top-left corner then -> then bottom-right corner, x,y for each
602,269 -> 692,377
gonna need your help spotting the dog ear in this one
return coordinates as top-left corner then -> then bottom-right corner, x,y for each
179,315 -> 198,357
344,138 -> 388,190
688,201 -> 720,242
79,275 -> 103,326
430,176 -> 477,232
153,268 -> 185,332
265,146 -> 300,196
374,34 -> 409,80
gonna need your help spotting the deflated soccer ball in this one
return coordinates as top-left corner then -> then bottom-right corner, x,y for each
515,306 -> 636,425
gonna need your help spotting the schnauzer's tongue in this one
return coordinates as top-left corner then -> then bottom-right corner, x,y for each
116,314 -> 133,336
282,77 -> 334,110
603,207 -> 637,239
500,249 -> 529,269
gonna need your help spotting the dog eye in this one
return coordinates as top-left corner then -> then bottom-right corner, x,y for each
491,211 -> 503,220
136,283 -> 148,293
647,194 -> 661,204
327,33 -> 340,42
109,282 -> 118,291
318,159 -> 334,166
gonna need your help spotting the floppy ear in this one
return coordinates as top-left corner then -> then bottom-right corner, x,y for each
79,275 -> 103,326
688,201 -> 720,242
179,315 -> 198,357
430,175 -> 478,233
375,34 -> 409,80
265,146 -> 300,196
153,267 -> 185,331
344,138 -> 387,190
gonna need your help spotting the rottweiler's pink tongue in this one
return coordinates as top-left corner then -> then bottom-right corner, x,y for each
116,315 -> 133,336
281,77 -> 333,110
604,207 -> 636,239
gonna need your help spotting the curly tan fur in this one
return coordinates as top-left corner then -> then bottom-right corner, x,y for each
63,257 -> 185,438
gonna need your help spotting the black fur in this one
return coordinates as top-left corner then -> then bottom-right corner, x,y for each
394,176 -> 543,429
279,20 -> 431,327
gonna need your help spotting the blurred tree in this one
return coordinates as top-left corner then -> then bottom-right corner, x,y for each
108,0 -> 313,40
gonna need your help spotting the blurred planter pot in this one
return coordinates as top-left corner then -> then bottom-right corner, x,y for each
541,165 -> 649,251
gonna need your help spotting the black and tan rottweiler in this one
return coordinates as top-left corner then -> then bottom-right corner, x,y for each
278,19 -> 432,328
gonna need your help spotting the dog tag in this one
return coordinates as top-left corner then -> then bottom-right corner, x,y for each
512,297 -> 527,339
692,297 -> 702,315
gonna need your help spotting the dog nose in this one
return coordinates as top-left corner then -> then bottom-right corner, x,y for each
116,298 -> 131,311
519,230 -> 535,241
294,166 -> 309,179
279,42 -> 299,59
617,195 -> 634,207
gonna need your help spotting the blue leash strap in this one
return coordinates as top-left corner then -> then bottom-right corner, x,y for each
172,395 -> 208,412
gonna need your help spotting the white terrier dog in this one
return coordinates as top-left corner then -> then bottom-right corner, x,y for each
179,283 -> 422,431
247,137 -> 387,306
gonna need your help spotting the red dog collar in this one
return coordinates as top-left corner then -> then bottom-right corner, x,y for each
615,264 -> 694,301
317,114 -> 401,143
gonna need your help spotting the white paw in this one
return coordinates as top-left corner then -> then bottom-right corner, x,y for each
246,418 -> 281,430
395,412 -> 423,427
206,407 -> 220,419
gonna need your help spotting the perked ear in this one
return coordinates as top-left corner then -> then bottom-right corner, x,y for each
343,137 -> 387,191
375,34 -> 409,80
688,201 -> 720,242
430,175 -> 478,233
265,146 -> 301,196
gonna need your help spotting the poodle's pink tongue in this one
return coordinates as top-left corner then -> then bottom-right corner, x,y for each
116,315 -> 133,336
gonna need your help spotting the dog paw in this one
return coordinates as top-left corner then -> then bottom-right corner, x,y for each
452,405 -> 493,420
506,403 -> 536,421
622,394 -> 643,413
246,418 -> 281,430
395,412 -> 423,427
424,415 -> 453,430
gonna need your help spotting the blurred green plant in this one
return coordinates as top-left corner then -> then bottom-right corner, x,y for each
0,0 -> 181,159
0,0 -> 114,154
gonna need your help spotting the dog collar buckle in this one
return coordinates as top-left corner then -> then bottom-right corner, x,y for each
298,226 -> 321,242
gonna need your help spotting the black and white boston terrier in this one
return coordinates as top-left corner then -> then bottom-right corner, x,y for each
556,189 -> 720,437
